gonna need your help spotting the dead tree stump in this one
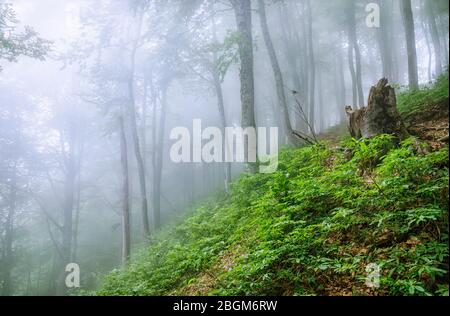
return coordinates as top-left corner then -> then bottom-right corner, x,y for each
345,78 -> 409,140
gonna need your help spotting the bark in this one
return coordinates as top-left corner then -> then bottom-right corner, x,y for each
258,0 -> 298,146
150,76 -> 157,227
292,1 -> 309,105
57,126 -> 77,295
127,10 -> 150,237
348,36 -> 358,107
377,0 -> 394,80
1,161 -> 17,296
71,140 -> 83,263
153,85 -> 168,230
346,78 -> 409,140
142,77 -> 148,170
401,0 -> 419,90
213,74 -> 232,192
424,0 -> 442,76
230,0 -> 258,173
317,69 -> 325,131
335,44 -> 347,124
420,1 -> 433,82
211,11 -> 231,192
306,0 -> 316,133
437,14 -> 449,67
346,0 -> 365,107
277,4 -> 304,134
119,116 -> 131,265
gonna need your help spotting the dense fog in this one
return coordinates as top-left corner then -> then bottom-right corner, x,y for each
0,0 -> 448,295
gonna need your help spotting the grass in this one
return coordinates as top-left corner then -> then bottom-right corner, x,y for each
397,71 -> 449,116
96,135 -> 448,296
95,74 -> 449,297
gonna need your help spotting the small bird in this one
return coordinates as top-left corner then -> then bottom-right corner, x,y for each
291,90 -> 298,95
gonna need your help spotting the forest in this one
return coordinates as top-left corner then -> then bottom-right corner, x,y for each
0,0 -> 449,297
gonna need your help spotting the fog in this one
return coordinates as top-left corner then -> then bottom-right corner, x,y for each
1,0 -> 448,295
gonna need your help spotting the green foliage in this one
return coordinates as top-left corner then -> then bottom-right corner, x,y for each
345,134 -> 397,171
397,71 -> 449,116
0,3 -> 51,71
96,133 -> 449,296
211,30 -> 241,82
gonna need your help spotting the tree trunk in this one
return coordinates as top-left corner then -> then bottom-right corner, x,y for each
258,0 -> 298,146
424,0 -> 442,77
119,116 -> 131,265
345,78 -> 409,140
230,0 -> 258,173
1,161 -> 17,296
306,0 -> 316,134
211,11 -> 232,192
377,0 -> 394,81
420,0 -> 433,82
437,14 -> 449,67
346,0 -> 365,107
277,3 -> 305,134
57,127 -> 77,295
335,43 -> 347,124
72,140 -> 83,263
401,0 -> 419,90
128,10 -> 150,238
153,85 -> 168,230
213,74 -> 232,192
317,68 -> 325,132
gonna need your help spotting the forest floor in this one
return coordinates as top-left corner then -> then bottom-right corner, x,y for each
95,73 -> 449,297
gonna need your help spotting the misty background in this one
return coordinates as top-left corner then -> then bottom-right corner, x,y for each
0,0 -> 448,295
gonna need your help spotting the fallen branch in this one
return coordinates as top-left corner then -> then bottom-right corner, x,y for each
292,130 -> 316,145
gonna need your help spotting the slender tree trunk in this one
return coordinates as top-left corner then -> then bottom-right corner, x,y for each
437,14 -> 449,67
277,3 -> 306,133
346,0 -> 364,107
317,69 -> 325,131
377,0 -> 394,80
348,38 -> 358,108
230,0 -> 258,173
1,161 -> 17,296
150,75 -> 157,228
424,0 -> 442,77
421,0 -> 433,82
401,0 -> 419,90
153,85 -> 168,230
211,12 -> 232,192
258,0 -> 297,146
213,74 -> 232,192
278,3 -> 303,96
296,2 -> 310,114
306,0 -> 316,134
290,1 -> 308,97
119,116 -> 130,265
71,140 -> 83,263
335,44 -> 347,123
127,11 -> 150,237
354,40 -> 364,107
57,127 -> 77,296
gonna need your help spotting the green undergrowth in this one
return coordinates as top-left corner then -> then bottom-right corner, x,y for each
97,134 -> 449,296
397,71 -> 449,116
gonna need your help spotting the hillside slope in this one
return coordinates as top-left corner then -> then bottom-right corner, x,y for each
97,75 -> 449,296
